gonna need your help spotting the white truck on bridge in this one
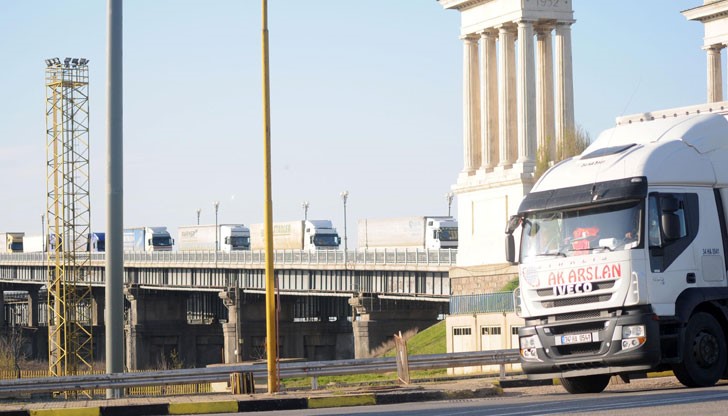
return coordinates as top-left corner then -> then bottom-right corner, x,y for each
250,220 -> 340,250
177,224 -> 251,252
357,216 -> 458,250
505,106 -> 728,393
124,227 -> 174,252
0,232 -> 24,253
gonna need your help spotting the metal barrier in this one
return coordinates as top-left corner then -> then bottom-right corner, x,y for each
0,248 -> 457,267
0,349 -> 519,395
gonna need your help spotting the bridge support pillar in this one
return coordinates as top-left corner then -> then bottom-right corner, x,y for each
219,288 -> 242,364
124,285 -> 221,370
349,295 -> 442,358
0,289 -> 4,327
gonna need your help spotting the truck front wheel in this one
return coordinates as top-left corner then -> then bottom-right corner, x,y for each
559,374 -> 610,394
673,312 -> 727,388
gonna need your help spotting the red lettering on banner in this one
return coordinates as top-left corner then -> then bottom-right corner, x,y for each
552,262 -> 623,287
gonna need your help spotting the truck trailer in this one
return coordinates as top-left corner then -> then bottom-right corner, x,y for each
123,227 -> 173,252
357,216 -> 458,250
177,224 -> 251,252
505,106 -> 728,393
0,232 -> 24,253
250,220 -> 340,250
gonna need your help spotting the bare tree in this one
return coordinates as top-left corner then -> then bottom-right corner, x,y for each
0,327 -> 28,378
535,125 -> 591,181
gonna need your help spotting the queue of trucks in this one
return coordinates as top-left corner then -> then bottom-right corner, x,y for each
1,217 -> 457,253
357,216 -> 458,250
506,106 -> 728,394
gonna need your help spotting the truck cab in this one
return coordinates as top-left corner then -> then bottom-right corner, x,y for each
425,217 -> 458,249
303,220 -> 341,250
505,111 -> 728,393
221,225 -> 250,252
145,227 -> 174,251
4,233 -> 24,253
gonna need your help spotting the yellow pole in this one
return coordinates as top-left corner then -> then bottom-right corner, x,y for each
262,0 -> 278,393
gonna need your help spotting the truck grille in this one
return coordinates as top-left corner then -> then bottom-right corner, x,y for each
554,310 -> 603,322
554,343 -> 602,356
557,361 -> 606,371
549,321 -> 606,336
541,294 -> 612,308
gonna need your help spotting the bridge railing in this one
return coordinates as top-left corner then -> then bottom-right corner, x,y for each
0,248 -> 457,267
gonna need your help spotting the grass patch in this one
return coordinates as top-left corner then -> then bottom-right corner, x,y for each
281,321 -> 449,389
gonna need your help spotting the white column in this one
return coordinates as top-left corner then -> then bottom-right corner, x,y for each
462,34 -> 481,174
480,30 -> 498,170
498,25 -> 517,166
536,27 -> 555,160
517,20 -> 536,165
706,44 -> 723,103
555,21 -> 575,153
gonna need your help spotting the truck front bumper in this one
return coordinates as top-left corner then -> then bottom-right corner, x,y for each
519,307 -> 661,379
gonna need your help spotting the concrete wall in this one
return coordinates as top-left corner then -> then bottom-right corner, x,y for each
446,312 -> 523,375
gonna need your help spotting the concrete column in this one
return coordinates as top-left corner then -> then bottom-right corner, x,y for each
536,26 -> 555,159
555,21 -> 575,152
349,295 -> 441,359
517,20 -> 536,166
92,287 -> 105,326
461,34 -> 481,174
28,289 -> 39,327
498,25 -> 517,166
219,288 -> 242,364
706,44 -> 724,103
480,30 -> 499,170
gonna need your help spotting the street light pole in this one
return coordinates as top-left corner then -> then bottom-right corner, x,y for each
340,191 -> 349,264
302,201 -> 309,221
196,208 -> 201,225
214,201 -> 220,267
445,192 -> 454,217
41,214 -> 45,252
214,202 -> 220,250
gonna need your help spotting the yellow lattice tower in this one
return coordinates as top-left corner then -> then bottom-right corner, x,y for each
44,57 -> 93,386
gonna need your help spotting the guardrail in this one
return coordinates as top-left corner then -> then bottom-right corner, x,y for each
0,248 -> 457,267
0,349 -> 519,395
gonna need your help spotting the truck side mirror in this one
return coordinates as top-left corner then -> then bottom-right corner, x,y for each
505,234 -> 517,264
506,215 -> 521,234
661,213 -> 681,241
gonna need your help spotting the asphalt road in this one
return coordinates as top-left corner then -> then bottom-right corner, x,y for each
222,378 -> 728,416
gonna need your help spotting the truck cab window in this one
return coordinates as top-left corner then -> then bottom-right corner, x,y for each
520,200 -> 643,263
648,192 -> 699,272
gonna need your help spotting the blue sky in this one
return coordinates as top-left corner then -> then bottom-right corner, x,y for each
0,1 -> 710,244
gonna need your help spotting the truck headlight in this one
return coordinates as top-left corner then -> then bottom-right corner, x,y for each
519,335 -> 542,359
620,325 -> 646,351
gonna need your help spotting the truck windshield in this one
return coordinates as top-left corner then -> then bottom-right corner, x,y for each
437,227 -> 458,242
520,200 -> 643,263
229,236 -> 250,248
152,236 -> 173,246
313,234 -> 339,248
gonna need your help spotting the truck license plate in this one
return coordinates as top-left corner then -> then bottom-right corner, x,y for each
558,333 -> 593,345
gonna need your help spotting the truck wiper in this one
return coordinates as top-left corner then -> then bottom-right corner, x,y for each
569,246 -> 613,253
538,252 -> 567,257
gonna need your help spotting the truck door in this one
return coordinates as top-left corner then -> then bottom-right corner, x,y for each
646,190 -> 716,316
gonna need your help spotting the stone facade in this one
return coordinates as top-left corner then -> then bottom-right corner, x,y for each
439,0 -> 575,268
683,0 -> 728,102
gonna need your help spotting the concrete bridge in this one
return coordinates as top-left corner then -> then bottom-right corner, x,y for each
0,249 -> 454,370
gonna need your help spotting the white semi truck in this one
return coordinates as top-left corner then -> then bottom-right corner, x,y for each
124,227 -> 174,252
357,216 -> 458,250
505,106 -> 728,393
0,232 -> 24,253
250,220 -> 340,250
177,224 -> 251,252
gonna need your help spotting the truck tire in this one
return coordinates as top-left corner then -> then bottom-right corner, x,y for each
559,374 -> 610,394
673,312 -> 727,388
